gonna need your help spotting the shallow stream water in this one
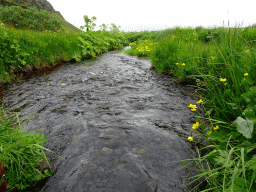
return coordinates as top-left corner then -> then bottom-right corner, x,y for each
1,47 -> 205,192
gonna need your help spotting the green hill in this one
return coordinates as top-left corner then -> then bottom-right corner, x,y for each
0,0 -> 82,33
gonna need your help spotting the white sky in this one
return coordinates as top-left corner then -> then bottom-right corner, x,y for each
48,0 -> 255,32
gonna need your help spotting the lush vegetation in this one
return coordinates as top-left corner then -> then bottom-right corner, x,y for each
4,2 -> 255,191
0,0 -> 81,33
0,105 -> 61,191
0,5 -> 62,31
126,25 -> 256,191
126,39 -> 158,58
0,22 -> 131,87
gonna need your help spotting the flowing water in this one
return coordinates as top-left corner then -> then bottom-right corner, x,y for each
0,47 -> 205,192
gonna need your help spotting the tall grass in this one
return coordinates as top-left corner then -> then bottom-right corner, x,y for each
0,104 -> 61,191
128,25 -> 256,191
0,23 -> 134,87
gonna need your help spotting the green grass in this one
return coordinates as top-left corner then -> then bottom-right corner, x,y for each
0,104 -> 62,191
0,22 -> 135,87
127,25 -> 256,191
0,3 -> 82,33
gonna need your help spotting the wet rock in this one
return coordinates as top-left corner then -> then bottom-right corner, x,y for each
0,47 -> 204,192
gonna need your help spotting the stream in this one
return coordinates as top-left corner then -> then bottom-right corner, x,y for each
0,47 -> 205,192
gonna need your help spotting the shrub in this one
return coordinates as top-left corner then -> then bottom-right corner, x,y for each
0,5 -> 62,31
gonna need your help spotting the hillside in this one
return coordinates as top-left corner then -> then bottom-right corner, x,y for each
0,0 -> 82,33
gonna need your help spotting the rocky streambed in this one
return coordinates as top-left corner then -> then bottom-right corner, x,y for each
1,47 -> 205,192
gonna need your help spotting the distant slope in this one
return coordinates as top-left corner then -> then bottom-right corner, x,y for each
0,0 -> 82,33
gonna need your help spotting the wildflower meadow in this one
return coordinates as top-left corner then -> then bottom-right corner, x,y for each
127,25 -> 256,191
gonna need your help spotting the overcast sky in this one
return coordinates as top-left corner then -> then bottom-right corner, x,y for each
48,0 -> 255,32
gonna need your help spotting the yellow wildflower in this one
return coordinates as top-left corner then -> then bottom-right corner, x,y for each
197,99 -> 203,104
188,104 -> 197,111
220,78 -> 227,82
214,125 -> 219,130
181,63 -> 185,66
176,63 -> 180,65
191,104 -> 197,108
207,130 -> 212,135
192,122 -> 200,129
188,136 -> 193,141
191,108 -> 197,111
244,73 -> 248,76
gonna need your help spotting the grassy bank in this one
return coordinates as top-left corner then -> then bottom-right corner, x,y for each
0,23 -> 131,87
126,25 -> 256,191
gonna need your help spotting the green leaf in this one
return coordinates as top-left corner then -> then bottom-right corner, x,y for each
207,130 -> 229,142
195,116 -> 201,121
205,108 -> 213,116
232,116 -> 254,139
228,184 -> 248,192
242,107 -> 256,119
246,155 -> 256,170
241,86 -> 256,103
206,150 -> 219,163
44,169 -> 53,176
214,150 -> 229,166
229,132 -> 241,140
234,96 -> 243,103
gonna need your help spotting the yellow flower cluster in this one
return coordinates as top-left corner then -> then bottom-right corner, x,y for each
214,125 -> 219,130
136,46 -> 151,52
129,41 -> 136,46
192,122 -> 200,129
188,104 -> 197,111
220,77 -> 227,85
197,99 -> 203,103
188,136 -> 193,141
220,78 -> 226,82
134,40 -> 158,53
176,63 -> 186,66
